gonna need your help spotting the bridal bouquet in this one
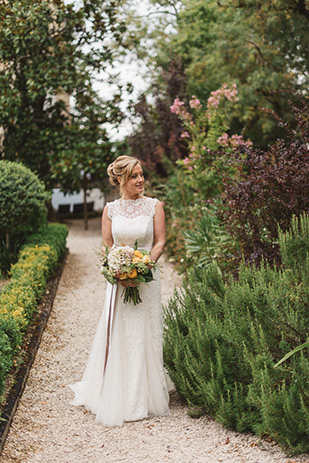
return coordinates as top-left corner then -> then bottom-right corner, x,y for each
100,243 -> 157,305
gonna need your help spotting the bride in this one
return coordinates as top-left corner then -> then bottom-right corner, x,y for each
70,155 -> 170,426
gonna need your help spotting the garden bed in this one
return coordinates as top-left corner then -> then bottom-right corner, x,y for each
0,251 -> 67,452
0,223 -> 68,452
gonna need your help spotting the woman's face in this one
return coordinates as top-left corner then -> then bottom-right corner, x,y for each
121,164 -> 144,199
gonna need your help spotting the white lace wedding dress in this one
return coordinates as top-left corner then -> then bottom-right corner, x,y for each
70,196 -> 170,426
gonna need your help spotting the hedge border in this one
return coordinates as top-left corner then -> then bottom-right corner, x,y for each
0,249 -> 67,454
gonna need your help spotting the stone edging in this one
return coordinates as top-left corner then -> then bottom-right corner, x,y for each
0,250 -> 68,454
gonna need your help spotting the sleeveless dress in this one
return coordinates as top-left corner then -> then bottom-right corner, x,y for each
69,196 -> 169,426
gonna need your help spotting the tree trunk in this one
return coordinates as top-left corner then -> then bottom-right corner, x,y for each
5,229 -> 10,248
83,182 -> 88,230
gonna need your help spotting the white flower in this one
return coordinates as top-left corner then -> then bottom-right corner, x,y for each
107,246 -> 134,273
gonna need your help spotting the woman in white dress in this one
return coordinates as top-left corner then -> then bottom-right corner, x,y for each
70,155 -> 169,426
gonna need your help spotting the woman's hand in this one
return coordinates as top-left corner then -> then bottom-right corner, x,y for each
119,279 -> 138,288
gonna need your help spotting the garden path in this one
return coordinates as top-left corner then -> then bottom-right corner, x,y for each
1,217 -> 308,463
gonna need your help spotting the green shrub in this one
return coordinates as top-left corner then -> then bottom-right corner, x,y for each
0,223 -> 68,400
0,237 -> 23,277
0,329 -> 13,398
24,223 -> 69,261
0,160 -> 50,253
164,214 -> 309,454
162,169 -> 238,275
0,314 -> 23,354
183,205 -> 238,272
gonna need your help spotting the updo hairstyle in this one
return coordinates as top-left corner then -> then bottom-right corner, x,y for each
107,156 -> 142,195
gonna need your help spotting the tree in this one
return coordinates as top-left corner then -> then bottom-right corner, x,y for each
167,0 -> 308,146
0,160 -> 49,248
0,0 -> 126,188
127,58 -> 188,176
50,82 -> 122,229
125,0 -> 308,148
51,87 -> 117,229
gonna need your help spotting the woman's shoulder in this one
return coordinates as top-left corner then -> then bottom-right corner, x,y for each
143,195 -> 159,204
105,198 -> 120,208
104,198 -> 121,219
142,196 -> 162,217
145,196 -> 164,210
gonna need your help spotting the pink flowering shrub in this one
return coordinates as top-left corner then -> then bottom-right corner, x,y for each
217,133 -> 253,150
170,97 -> 185,115
170,83 -> 252,198
189,95 -> 201,109
207,83 -> 238,109
163,84 -> 251,271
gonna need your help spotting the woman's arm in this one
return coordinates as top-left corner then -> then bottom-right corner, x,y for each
151,200 -> 166,262
102,205 -> 113,248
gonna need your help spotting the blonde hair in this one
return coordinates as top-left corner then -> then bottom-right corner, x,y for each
107,156 -> 142,195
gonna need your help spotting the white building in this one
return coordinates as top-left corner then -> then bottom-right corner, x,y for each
51,188 -> 104,214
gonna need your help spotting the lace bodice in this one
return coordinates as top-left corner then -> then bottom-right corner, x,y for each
107,196 -> 157,219
106,196 -> 157,251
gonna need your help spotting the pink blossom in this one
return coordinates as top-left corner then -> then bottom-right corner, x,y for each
207,83 -> 238,109
188,166 -> 193,171
183,157 -> 190,165
202,146 -> 206,150
217,132 -> 229,147
189,95 -> 201,109
180,131 -> 190,139
207,96 -> 220,109
170,98 -> 184,115
181,110 -> 192,122
217,132 -> 253,149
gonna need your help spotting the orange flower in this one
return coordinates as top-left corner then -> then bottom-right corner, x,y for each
132,255 -> 142,263
119,273 -> 128,280
133,250 -> 143,259
128,268 -> 137,279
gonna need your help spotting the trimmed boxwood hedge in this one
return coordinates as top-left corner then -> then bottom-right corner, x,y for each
0,223 -> 68,398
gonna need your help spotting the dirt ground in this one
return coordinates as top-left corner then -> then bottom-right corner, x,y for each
1,217 -> 308,463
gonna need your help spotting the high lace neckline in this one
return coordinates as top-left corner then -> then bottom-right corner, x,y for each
107,196 -> 157,220
120,196 -> 144,203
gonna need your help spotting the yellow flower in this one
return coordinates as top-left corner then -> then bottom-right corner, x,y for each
119,273 -> 128,280
132,255 -> 142,263
142,255 -> 151,264
133,250 -> 143,259
128,268 -> 137,279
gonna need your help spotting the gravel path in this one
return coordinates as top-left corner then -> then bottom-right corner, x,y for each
1,217 -> 308,463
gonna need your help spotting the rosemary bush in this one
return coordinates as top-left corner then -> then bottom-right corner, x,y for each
164,214 -> 309,454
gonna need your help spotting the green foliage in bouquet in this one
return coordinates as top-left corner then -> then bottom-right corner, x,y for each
164,214 -> 309,454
